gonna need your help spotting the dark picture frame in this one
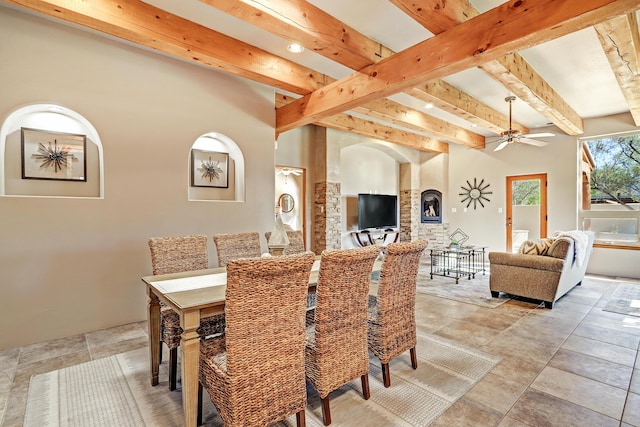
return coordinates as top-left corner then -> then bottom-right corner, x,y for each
421,189 -> 442,223
21,127 -> 87,182
191,149 -> 229,188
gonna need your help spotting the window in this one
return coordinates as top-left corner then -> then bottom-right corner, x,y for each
579,132 -> 640,248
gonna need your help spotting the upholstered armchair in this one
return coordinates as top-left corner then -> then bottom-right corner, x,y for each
488,231 -> 595,309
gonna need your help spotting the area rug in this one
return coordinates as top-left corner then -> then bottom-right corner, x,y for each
603,282 -> 640,317
25,333 -> 500,427
416,262 -> 510,308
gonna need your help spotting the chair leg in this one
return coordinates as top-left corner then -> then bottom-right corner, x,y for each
296,409 -> 306,427
197,382 -> 203,426
169,347 -> 178,391
410,347 -> 418,369
361,374 -> 370,399
321,396 -> 331,426
381,362 -> 391,388
158,340 -> 163,364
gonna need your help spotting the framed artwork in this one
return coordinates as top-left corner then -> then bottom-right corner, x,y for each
21,127 -> 87,181
191,149 -> 229,188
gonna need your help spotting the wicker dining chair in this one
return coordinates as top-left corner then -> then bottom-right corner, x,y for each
305,245 -> 381,426
198,252 -> 316,427
148,234 -> 226,391
212,232 -> 262,267
265,230 -> 305,255
367,240 -> 428,388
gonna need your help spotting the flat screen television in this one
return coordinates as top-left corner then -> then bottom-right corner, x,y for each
357,194 -> 398,230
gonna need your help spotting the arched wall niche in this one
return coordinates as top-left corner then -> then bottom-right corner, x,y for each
0,104 -> 104,198
188,132 -> 245,202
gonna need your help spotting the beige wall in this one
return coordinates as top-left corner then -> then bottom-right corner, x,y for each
0,8 -> 276,349
448,113 -> 640,279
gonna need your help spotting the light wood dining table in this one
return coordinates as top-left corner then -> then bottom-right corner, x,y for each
141,257 -> 381,426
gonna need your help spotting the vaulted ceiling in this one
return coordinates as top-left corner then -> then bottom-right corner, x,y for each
4,0 -> 640,154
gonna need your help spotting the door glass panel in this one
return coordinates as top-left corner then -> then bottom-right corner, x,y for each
511,179 -> 541,252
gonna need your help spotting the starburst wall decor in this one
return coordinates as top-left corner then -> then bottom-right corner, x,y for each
21,127 -> 87,181
191,149 -> 229,188
459,177 -> 492,209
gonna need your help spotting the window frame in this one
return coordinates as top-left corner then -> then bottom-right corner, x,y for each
578,131 -> 640,250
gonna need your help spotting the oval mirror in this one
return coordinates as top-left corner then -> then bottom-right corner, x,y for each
279,193 -> 295,213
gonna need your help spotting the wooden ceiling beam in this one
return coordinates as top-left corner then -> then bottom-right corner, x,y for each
479,54 -> 584,135
352,98 -> 485,148
276,0 -> 638,133
594,13 -> 640,125
388,0 -> 479,36
317,114 -> 449,153
4,0 -> 329,95
276,94 -> 448,153
407,80 -> 528,135
199,0 -> 393,68
396,0 -> 584,135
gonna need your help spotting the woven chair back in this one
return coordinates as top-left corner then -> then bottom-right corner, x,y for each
265,230 -> 305,255
148,234 -> 208,275
212,232 -> 262,267
370,240 -> 427,363
223,252 -> 316,421
310,245 -> 380,395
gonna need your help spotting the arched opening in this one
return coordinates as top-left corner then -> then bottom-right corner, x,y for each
188,132 -> 245,202
0,104 -> 104,198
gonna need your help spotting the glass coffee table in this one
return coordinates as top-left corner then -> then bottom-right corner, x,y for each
429,246 -> 487,284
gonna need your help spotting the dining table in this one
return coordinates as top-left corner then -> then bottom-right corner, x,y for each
141,256 -> 382,426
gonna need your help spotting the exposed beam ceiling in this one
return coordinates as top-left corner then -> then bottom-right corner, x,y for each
4,0 -> 640,153
479,53 -> 584,135
200,0 -> 488,148
406,80 -> 528,135
594,13 -> 640,125
276,94 -> 449,153
276,0 -> 638,133
397,0 -> 583,135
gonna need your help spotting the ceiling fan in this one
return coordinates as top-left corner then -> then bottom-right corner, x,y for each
276,167 -> 302,183
492,96 -> 554,151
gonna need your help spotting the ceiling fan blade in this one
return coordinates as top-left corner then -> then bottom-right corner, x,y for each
524,132 -> 554,138
494,140 -> 509,151
520,138 -> 548,147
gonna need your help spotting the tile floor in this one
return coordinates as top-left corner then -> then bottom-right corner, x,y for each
1,273 -> 639,427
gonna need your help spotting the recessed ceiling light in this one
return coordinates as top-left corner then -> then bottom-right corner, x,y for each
424,103 -> 434,109
287,43 -> 304,53
470,123 -> 478,128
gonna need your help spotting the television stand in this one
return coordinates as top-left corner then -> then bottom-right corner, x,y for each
351,229 -> 399,247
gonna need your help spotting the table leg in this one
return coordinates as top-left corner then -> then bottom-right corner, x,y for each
181,309 -> 202,427
147,288 -> 161,386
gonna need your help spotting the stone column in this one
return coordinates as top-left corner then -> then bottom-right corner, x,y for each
311,127 -> 342,252
398,163 -> 421,242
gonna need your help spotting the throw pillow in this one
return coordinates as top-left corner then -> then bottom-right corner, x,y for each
519,238 -> 555,256
547,237 -> 572,260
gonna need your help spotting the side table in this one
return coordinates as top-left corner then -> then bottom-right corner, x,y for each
429,246 -> 487,284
